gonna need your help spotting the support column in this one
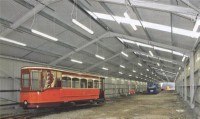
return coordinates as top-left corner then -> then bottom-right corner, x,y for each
181,76 -> 184,97
190,53 -> 195,108
184,65 -> 187,101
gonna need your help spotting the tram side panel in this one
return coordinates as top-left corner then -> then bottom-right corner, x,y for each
20,67 -> 104,108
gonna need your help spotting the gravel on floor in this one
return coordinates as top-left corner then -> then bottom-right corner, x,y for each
33,92 -> 197,119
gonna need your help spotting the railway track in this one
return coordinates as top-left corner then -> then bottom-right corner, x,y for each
0,102 -> 106,119
0,109 -> 52,119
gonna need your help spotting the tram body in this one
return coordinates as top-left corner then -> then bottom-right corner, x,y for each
20,67 -> 105,108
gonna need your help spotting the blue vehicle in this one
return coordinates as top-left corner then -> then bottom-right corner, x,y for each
147,82 -> 160,94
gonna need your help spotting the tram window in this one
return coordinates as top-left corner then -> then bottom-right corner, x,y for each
80,79 -> 87,88
23,74 -> 29,87
62,77 -> 71,88
88,79 -> 93,88
31,71 -> 40,90
94,80 -> 99,88
42,71 -> 47,89
54,72 -> 62,87
72,78 -> 80,88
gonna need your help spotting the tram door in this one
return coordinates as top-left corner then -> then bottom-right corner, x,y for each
31,70 -> 41,91
99,78 -> 105,99
21,69 -> 31,91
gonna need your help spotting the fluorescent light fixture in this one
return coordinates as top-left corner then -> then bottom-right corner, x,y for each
132,70 -> 136,73
72,19 -> 94,34
146,69 -> 149,71
138,63 -> 142,66
182,56 -> 186,62
157,63 -> 160,66
31,29 -> 58,41
102,67 -> 109,70
159,58 -> 173,63
129,74 -> 132,77
152,66 -> 176,75
124,12 -> 137,31
121,51 -> 128,57
154,46 -> 172,53
95,54 -> 105,60
71,59 -> 83,64
149,51 -> 154,57
117,37 -> 136,44
119,72 -> 123,74
138,53 -> 149,57
179,67 -> 181,70
93,12 -> 200,38
0,37 -> 26,46
137,42 -> 153,48
173,51 -> 183,56
120,65 -> 125,68
118,37 -> 177,57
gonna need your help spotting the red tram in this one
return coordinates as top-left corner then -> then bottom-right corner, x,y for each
20,67 -> 105,108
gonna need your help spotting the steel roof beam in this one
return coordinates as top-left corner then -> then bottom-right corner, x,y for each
84,32 -> 186,71
85,50 -> 124,71
14,0 -> 119,66
130,48 -> 179,81
108,32 -> 190,55
180,0 -> 200,13
49,32 -> 110,65
0,0 -> 57,37
84,49 -> 151,72
126,49 -> 184,66
94,0 -> 198,20
143,59 -> 178,71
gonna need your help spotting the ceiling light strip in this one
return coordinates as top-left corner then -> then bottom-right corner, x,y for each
102,67 -> 109,70
138,63 -> 142,66
182,56 -> 186,62
95,54 -> 105,60
119,72 -> 123,74
137,42 -> 153,48
72,19 -> 94,34
0,37 -> 27,46
71,59 -> 83,64
118,37 -> 187,58
93,12 -> 199,38
121,51 -> 128,57
154,46 -> 172,53
149,51 -> 154,57
120,65 -> 125,68
31,29 -> 58,41
132,70 -> 136,73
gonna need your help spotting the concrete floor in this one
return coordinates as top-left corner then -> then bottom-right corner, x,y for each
35,92 -> 196,119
